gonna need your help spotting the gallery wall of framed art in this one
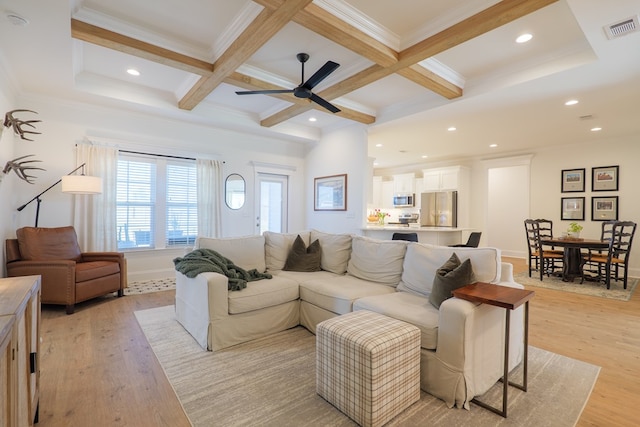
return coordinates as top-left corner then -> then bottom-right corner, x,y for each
560,165 -> 619,222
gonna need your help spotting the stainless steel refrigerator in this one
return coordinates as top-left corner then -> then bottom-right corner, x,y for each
420,191 -> 458,227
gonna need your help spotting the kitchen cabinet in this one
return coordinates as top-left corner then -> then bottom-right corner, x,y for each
392,173 -> 415,194
414,178 -> 424,209
371,177 -> 394,209
371,176 -> 382,206
422,166 -> 467,191
381,181 -> 394,209
0,276 -> 41,427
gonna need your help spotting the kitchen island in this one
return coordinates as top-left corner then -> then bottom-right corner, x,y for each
362,225 -> 469,246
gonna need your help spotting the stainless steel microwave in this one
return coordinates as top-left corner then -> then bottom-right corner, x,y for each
393,193 -> 415,207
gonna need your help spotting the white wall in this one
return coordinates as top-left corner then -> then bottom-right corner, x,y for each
0,61 -> 18,275
306,124 -> 369,234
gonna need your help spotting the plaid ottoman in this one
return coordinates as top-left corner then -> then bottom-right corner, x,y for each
316,310 -> 421,427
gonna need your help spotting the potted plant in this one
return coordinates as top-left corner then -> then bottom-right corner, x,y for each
567,222 -> 583,238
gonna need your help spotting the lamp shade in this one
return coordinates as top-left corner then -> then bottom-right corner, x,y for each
61,175 -> 103,194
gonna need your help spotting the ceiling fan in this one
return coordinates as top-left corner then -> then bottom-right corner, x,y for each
235,53 -> 341,113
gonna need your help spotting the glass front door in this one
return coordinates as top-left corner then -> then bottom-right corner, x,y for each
256,173 -> 288,234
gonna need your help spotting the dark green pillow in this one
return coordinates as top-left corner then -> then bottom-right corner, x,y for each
429,253 -> 474,309
283,235 -> 321,272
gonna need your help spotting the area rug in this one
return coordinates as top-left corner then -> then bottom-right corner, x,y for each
135,305 -> 600,427
514,271 -> 638,301
125,277 -> 176,295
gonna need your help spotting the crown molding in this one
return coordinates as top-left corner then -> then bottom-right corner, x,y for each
316,0 -> 400,51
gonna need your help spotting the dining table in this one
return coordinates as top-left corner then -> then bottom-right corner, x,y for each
540,237 -> 610,282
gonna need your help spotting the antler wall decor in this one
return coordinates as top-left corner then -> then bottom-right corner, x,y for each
3,109 -> 41,141
1,154 -> 45,184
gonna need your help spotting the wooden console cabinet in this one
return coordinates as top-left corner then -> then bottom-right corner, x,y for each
0,276 -> 41,426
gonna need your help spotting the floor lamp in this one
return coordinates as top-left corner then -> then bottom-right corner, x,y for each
16,163 -> 103,227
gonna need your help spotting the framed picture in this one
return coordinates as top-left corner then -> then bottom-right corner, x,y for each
561,168 -> 585,192
592,165 -> 618,191
314,174 -> 347,211
561,197 -> 585,221
592,196 -> 618,221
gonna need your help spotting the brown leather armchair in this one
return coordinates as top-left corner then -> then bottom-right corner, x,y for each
6,226 -> 126,314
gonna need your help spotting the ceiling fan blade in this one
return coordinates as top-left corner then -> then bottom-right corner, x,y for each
309,93 -> 341,113
236,89 -> 295,95
302,61 -> 339,90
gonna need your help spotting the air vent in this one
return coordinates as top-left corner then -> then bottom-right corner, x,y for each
604,15 -> 639,39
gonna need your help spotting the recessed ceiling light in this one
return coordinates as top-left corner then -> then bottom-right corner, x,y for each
591,127 -> 602,132
447,127 -> 456,132
127,68 -> 140,76
489,144 -> 498,148
565,99 -> 579,106
421,155 -> 428,159
375,143 -> 383,147
308,117 -> 317,122
516,33 -> 533,43
373,162 -> 379,166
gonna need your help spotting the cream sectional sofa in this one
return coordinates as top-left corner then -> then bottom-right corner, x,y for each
174,230 -> 525,409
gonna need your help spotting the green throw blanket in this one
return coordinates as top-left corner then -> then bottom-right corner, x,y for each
173,248 -> 272,291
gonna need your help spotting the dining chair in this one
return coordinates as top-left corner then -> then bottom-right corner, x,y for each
391,232 -> 418,242
583,221 -> 636,289
449,232 -> 481,248
524,219 -> 563,280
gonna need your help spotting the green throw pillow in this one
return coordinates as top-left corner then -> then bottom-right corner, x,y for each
429,253 -> 474,309
283,235 -> 321,272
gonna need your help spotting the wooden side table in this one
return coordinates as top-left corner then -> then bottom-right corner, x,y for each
453,282 -> 535,418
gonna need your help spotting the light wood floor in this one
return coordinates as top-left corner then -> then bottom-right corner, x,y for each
37,257 -> 640,426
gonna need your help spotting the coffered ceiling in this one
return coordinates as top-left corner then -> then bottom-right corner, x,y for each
1,0 -> 639,168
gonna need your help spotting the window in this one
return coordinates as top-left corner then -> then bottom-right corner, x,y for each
117,153 -> 197,250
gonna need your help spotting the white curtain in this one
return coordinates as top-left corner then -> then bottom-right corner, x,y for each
197,159 -> 223,238
72,144 -> 118,251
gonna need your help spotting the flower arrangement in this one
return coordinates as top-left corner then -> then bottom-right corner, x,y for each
373,208 -> 389,225
567,222 -> 583,238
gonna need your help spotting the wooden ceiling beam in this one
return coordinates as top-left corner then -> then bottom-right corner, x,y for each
397,65 -> 463,99
260,0 -> 558,127
254,0 -> 397,68
225,72 -> 375,125
70,19 -> 214,76
178,0 -> 313,110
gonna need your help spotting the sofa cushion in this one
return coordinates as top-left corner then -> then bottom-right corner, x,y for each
283,235 -> 321,272
264,231 -> 310,271
346,236 -> 407,286
17,226 -> 82,261
310,229 -> 352,274
353,292 -> 439,350
227,275 -> 299,314
299,275 -> 396,315
195,235 -> 266,272
429,253 -> 474,309
398,244 -> 501,297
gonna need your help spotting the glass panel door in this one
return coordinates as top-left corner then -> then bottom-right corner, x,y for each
256,173 -> 288,234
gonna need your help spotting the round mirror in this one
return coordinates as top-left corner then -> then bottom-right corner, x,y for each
225,173 -> 245,209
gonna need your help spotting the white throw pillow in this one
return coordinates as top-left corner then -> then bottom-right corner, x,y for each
264,231 -> 310,271
346,235 -> 407,286
398,243 -> 501,297
195,235 -> 266,272
310,229 -> 352,274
